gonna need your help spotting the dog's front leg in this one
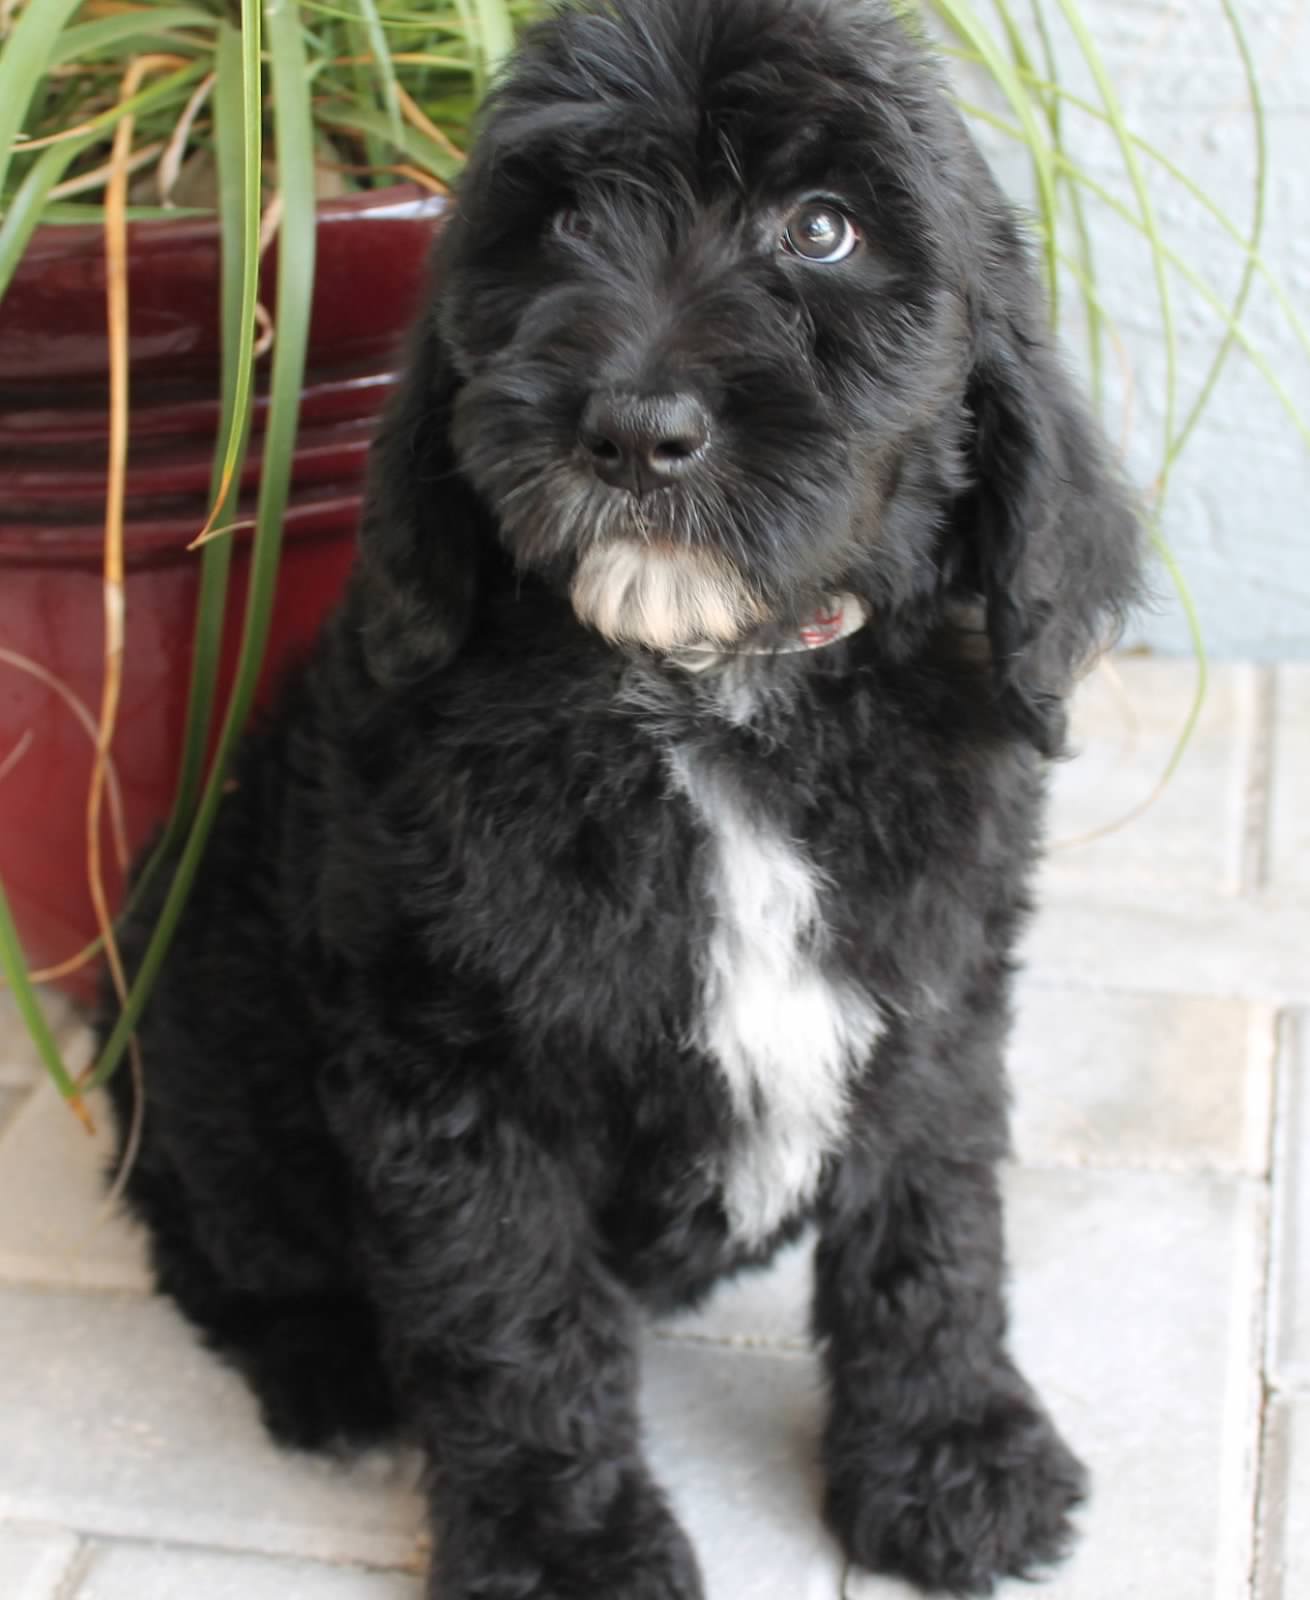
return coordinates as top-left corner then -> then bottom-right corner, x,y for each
813,1133 -> 1086,1596
341,1093 -> 703,1600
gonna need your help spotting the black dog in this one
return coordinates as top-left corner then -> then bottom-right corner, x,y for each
103,1 -> 1141,1594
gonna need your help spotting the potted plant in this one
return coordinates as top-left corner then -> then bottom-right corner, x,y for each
0,0 -> 525,1111
0,0 -> 1303,1114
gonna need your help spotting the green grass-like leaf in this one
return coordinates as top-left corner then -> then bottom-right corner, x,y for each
989,0 -> 1064,329
470,0 -> 516,80
0,138 -> 93,301
91,0 -> 320,1090
47,8 -> 216,68
962,96 -> 1309,448
1050,0 -> 1177,487
317,96 -> 465,179
0,0 -> 87,203
0,58 -> 207,342
931,0 -> 1061,311
1166,0 -> 1267,473
0,882 -> 82,1106
354,0 -> 405,145
168,22 -> 255,833
189,2 -> 263,549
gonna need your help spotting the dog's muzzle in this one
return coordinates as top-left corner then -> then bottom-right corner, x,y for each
569,539 -> 763,652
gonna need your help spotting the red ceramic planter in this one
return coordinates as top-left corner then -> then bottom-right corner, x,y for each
0,188 -> 446,1002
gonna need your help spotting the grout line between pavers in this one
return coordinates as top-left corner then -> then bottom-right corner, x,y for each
1240,1199 -> 1275,1600
1265,1012 -> 1304,1388
651,1327 -> 812,1358
62,1530 -> 425,1580
1017,972 -> 1277,1005
0,1277 -> 153,1302
1019,955 -> 1305,1009
1253,1399 -> 1289,1600
50,1538 -> 93,1600
1249,1007 -> 1295,1600
1011,1154 -> 1271,1181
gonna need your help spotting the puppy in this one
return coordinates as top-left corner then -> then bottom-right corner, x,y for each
103,1 -> 1141,1595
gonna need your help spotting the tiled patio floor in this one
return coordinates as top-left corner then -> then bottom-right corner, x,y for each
1,659 -> 1307,1599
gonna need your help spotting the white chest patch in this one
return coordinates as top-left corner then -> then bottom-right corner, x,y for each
669,748 -> 883,1244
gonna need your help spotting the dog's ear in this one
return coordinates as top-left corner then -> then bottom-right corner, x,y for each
959,288 -> 1141,758
355,307 -> 484,686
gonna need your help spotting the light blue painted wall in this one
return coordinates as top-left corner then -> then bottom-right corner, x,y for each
947,0 -> 1310,658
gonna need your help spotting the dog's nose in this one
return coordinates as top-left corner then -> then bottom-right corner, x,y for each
580,391 -> 711,496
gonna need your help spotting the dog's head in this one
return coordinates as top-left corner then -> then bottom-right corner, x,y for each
358,0 -> 1139,753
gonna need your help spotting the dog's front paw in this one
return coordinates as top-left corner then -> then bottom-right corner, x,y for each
432,1475 -> 704,1600
825,1390 -> 1088,1596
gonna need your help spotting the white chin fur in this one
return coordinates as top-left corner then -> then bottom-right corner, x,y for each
570,541 -> 762,652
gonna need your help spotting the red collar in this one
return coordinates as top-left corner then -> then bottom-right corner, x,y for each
666,594 -> 868,674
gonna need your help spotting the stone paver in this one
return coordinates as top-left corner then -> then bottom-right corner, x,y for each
0,1285 -> 427,1570
0,1082 -> 150,1291
1009,984 -> 1276,1175
1044,660 -> 1261,899
0,989 -> 91,1087
659,1235 -> 813,1351
0,1083 -> 26,1134
687,1167 -> 1267,1600
847,1168 -> 1267,1600
73,1542 -> 419,1600
642,1341 -> 846,1600
0,654 -> 1303,1598
0,1525 -> 80,1600
1004,1169 -> 1266,1600
1023,890 -> 1310,1005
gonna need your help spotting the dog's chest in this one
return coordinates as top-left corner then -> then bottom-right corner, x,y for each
668,748 -> 883,1244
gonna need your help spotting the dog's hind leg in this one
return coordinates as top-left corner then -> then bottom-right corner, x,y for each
114,1136 -> 398,1453
329,1079 -> 705,1600
213,1292 -> 399,1452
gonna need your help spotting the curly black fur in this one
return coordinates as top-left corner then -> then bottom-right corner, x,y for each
101,2 -> 1141,1595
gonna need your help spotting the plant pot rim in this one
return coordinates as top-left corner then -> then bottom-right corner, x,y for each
0,187 -> 448,563
0,489 -> 364,569
20,183 -> 449,261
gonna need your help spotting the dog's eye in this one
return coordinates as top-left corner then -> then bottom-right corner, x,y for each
553,207 -> 593,243
780,203 -> 860,264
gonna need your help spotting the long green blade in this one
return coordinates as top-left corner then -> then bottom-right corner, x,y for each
317,98 -> 464,179
190,0 -> 263,545
1167,0 -> 1267,470
0,137 -> 90,302
47,8 -> 216,67
355,0 -> 404,143
931,0 -> 1061,310
945,48 -> 1307,367
91,0 -> 319,1088
0,882 -> 80,1104
168,22 -> 255,830
988,0 -> 1062,327
1,61 -> 206,201
958,100 -> 1309,446
470,0 -> 515,79
0,0 -> 86,203
1051,0 -> 1175,486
